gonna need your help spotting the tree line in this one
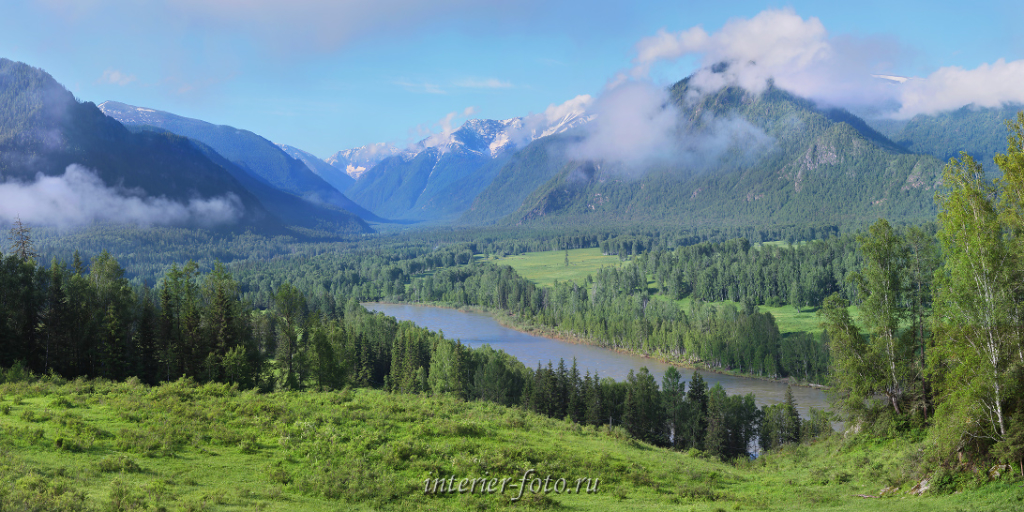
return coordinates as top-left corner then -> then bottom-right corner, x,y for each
1,229 -> 832,459
820,113 -> 1024,471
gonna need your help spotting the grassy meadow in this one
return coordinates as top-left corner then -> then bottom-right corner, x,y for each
484,248 -> 624,288
1,376 -> 1021,511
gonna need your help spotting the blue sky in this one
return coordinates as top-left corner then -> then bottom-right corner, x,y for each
2,0 -> 1022,158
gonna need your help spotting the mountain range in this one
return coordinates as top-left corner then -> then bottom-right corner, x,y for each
473,81 -> 947,228
866,104 -> 1024,177
0,59 -> 370,234
338,110 -> 593,222
97,101 -> 382,223
3,56 -> 1023,235
277,143 -> 355,193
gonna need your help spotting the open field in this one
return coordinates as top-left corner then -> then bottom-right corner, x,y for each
486,248 -> 861,336
484,248 -> 624,288
665,296 -> 867,336
0,376 -> 1020,511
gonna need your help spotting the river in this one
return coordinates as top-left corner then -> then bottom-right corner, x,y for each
364,303 -> 830,419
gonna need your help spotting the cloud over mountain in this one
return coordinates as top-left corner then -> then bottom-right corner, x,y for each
630,8 -> 1024,119
0,164 -> 242,228
897,59 -> 1024,118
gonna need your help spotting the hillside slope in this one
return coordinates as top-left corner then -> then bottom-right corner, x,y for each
1,376 -> 1015,511
278,143 -> 355,193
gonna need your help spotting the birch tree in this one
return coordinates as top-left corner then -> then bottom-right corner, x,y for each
932,151 -> 1022,448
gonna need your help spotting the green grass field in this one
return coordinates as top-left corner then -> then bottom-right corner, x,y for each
484,248 -> 624,288
486,247 -> 862,336
663,296 -> 867,336
0,376 -> 1018,511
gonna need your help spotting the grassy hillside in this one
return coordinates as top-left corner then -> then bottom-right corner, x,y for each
0,375 -> 1018,511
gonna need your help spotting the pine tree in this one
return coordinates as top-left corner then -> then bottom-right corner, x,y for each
661,366 -> 686,448
8,216 -> 37,261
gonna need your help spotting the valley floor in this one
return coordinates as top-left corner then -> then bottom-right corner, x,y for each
0,377 -> 1019,511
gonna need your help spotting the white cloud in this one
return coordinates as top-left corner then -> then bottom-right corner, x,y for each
453,78 -> 513,89
566,81 -> 678,167
507,94 -> 593,145
0,164 -> 242,228
632,27 -> 710,78
539,95 -> 592,125
631,8 -> 1024,118
630,9 -> 905,111
394,80 -> 446,94
557,81 -> 770,175
97,69 -> 136,86
896,59 -> 1024,118
414,107 -> 477,150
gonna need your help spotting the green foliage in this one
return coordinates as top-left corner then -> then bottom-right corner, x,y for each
931,149 -> 1024,458
97,455 -> 142,473
5,374 -> 994,511
845,219 -> 931,417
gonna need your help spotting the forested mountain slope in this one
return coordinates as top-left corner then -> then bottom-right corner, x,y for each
496,82 -> 943,228
868,103 -> 1024,176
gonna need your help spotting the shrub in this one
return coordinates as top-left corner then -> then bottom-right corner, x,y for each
108,476 -> 147,511
98,455 -> 143,473
50,396 -> 75,409
54,436 -> 83,452
239,434 -> 260,454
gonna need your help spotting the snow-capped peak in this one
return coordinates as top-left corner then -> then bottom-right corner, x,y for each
326,142 -> 408,178
326,95 -> 594,177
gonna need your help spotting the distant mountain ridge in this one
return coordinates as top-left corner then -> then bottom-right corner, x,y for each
98,100 -> 382,223
276,143 -> 355,193
327,143 -> 407,179
338,107 -> 592,222
866,104 -> 1024,176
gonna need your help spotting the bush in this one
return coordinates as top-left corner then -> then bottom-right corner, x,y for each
54,436 -> 83,452
239,434 -> 260,454
98,455 -> 143,473
50,396 -> 75,409
108,476 -> 147,511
